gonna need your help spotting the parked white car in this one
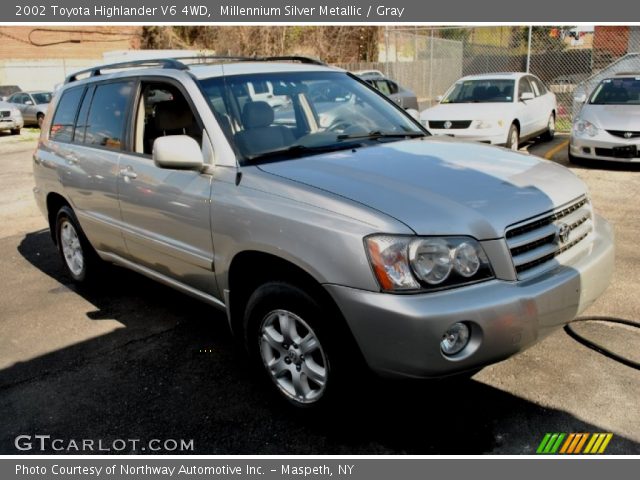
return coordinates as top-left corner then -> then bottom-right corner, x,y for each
570,73 -> 640,163
421,73 -> 557,150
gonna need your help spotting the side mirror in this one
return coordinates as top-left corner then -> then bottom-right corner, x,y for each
405,108 -> 420,121
436,95 -> 444,102
520,92 -> 535,101
574,93 -> 587,103
25,100 -> 34,105
153,135 -> 204,170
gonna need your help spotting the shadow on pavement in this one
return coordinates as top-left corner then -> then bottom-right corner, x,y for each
1,229 -> 638,455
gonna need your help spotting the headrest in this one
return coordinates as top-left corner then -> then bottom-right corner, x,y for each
154,100 -> 193,131
242,101 -> 274,129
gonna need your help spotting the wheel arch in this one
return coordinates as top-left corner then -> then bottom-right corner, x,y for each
46,192 -> 71,245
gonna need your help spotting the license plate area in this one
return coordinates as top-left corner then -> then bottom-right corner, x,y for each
613,145 -> 638,158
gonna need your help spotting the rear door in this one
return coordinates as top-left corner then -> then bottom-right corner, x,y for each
530,76 -> 555,130
49,81 -> 132,255
116,78 -> 216,294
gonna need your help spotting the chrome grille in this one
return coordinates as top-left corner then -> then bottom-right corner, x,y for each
0,111 -> 10,118
506,197 -> 593,279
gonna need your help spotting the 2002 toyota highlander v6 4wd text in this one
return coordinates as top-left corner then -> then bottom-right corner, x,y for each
33,57 -> 615,407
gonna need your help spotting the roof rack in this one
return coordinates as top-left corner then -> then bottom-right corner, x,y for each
64,55 -> 326,84
64,58 -> 188,84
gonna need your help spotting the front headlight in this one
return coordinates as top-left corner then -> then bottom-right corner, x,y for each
365,235 -> 494,292
474,120 -> 503,129
573,118 -> 599,137
10,108 -> 21,118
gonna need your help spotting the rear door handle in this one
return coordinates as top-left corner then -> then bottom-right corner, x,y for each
119,166 -> 138,182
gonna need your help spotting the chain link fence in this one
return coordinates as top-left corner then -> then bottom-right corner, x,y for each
338,26 -> 640,132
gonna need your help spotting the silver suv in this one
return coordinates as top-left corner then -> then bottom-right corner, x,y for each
33,57 -> 615,408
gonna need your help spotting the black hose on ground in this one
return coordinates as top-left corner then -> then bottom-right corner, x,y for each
564,316 -> 640,370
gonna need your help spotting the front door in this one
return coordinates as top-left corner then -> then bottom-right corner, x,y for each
116,80 -> 216,295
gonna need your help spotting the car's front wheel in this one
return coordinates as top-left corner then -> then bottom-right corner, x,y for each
37,113 -> 44,129
244,281 -> 351,408
10,128 -> 20,135
506,123 -> 519,151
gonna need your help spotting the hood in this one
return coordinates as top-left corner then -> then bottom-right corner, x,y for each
580,104 -> 640,131
258,138 -> 587,239
420,102 -> 514,121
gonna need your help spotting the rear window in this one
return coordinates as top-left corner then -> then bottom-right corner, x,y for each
50,87 -> 84,143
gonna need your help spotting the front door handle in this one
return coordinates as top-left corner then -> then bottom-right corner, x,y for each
119,166 -> 138,182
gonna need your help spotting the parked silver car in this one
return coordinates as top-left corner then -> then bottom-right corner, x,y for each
33,57 -> 614,408
357,72 -> 420,111
0,100 -> 23,135
570,73 -> 640,163
7,90 -> 52,128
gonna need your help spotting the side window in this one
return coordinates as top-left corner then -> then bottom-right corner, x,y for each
133,82 -> 202,156
387,81 -> 399,95
531,77 -> 547,96
375,80 -> 392,96
530,78 -> 541,97
518,78 -> 533,97
49,87 -> 84,143
12,93 -> 25,104
84,81 -> 134,150
73,86 -> 94,144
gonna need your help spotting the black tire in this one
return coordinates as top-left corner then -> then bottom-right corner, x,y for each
506,123 -> 519,151
37,114 -> 44,129
10,128 -> 20,135
541,113 -> 555,141
243,281 -> 357,409
54,206 -> 101,283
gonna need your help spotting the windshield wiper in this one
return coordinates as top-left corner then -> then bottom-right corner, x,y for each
245,142 -> 363,163
336,130 -> 426,141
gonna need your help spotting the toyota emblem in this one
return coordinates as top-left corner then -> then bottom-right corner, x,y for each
557,223 -> 571,244
624,131 -> 633,139
444,121 -> 452,129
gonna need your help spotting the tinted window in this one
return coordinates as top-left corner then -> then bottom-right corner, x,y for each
387,81 -> 399,95
73,86 -> 94,143
443,79 -> 515,103
50,87 -> 84,143
32,92 -> 52,104
590,77 -> 640,105
84,81 -> 133,150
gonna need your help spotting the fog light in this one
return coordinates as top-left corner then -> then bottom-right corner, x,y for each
441,322 -> 470,356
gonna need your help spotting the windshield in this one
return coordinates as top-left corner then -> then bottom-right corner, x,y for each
197,71 -> 424,164
590,77 -> 640,105
442,79 -> 515,103
32,92 -> 52,104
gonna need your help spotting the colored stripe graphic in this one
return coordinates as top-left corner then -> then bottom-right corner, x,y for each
538,433 -> 613,454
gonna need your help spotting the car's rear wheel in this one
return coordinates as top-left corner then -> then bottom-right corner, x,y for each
55,206 -> 101,282
244,281 -> 353,408
542,114 -> 555,141
506,124 -> 519,151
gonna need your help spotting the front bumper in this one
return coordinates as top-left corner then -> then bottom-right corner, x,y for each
570,133 -> 640,162
326,215 -> 614,379
427,128 -> 508,145
0,117 -> 24,131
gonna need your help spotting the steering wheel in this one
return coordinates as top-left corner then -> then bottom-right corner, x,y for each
327,118 -> 353,132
